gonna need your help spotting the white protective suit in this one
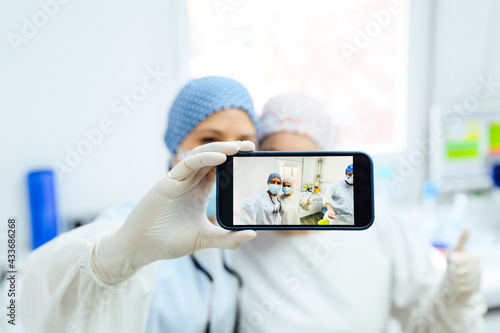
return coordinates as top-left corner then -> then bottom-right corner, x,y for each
323,180 -> 354,224
20,202 -> 240,333
238,192 -> 282,225
233,200 -> 486,333
280,191 -> 312,225
20,141 -> 257,333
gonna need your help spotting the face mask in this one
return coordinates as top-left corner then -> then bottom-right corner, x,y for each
268,184 -> 281,195
206,184 -> 217,218
345,175 -> 354,185
176,147 -> 191,161
283,187 -> 292,195
169,148 -> 192,169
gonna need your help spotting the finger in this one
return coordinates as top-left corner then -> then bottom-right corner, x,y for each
168,152 -> 227,181
189,141 -> 241,156
449,251 -> 480,276
237,140 -> 256,152
453,226 -> 471,252
456,265 -> 481,284
201,224 -> 257,250
456,270 -> 481,292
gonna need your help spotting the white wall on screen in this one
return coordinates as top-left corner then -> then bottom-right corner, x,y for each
233,157 -> 280,204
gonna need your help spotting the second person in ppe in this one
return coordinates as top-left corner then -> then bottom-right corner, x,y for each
280,177 -> 312,225
233,93 -> 485,333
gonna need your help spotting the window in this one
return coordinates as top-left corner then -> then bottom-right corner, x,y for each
277,158 -> 303,189
188,0 -> 408,153
279,165 -> 302,189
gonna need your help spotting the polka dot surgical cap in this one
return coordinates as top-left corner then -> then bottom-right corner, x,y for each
258,94 -> 335,150
164,76 -> 257,154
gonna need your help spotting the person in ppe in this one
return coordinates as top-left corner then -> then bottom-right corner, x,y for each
238,173 -> 283,225
20,76 -> 260,333
233,93 -> 485,333
322,163 -> 354,225
280,176 -> 312,225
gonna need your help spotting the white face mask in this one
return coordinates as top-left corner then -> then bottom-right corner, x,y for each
176,147 -> 191,160
346,175 -> 353,185
170,147 -> 191,168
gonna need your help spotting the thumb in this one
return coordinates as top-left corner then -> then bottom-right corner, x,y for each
452,226 -> 471,252
202,224 -> 257,250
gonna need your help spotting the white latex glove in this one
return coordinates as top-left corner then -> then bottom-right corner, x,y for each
91,141 -> 257,284
443,227 -> 481,301
303,195 -> 313,211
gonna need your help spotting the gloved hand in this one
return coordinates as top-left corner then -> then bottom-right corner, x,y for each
91,141 -> 257,284
304,195 -> 313,211
327,208 -> 336,219
442,227 -> 481,301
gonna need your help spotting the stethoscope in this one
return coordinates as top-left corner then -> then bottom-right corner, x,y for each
189,252 -> 243,333
268,192 -> 281,215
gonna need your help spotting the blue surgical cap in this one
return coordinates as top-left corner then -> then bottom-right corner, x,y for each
267,173 -> 282,184
164,76 -> 257,154
345,164 -> 353,174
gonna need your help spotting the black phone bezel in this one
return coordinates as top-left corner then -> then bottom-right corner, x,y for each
216,151 -> 374,230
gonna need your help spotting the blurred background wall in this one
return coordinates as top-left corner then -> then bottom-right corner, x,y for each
2,0 -> 500,329
1,1 -> 190,249
1,0 -> 500,275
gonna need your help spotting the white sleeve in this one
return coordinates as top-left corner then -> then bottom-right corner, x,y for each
240,195 -> 258,225
20,220 -> 157,333
322,188 -> 333,206
376,202 -> 486,332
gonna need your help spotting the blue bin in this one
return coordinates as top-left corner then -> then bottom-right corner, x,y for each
27,170 -> 59,249
493,165 -> 500,187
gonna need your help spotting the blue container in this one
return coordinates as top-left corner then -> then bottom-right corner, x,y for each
493,165 -> 500,188
27,170 -> 59,249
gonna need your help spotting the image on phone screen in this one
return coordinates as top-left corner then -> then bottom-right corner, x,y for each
217,152 -> 374,230
234,156 -> 353,226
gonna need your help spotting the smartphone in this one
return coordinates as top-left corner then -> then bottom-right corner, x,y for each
216,151 -> 374,230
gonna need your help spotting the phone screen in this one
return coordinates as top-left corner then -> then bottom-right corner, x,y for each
217,152 -> 374,230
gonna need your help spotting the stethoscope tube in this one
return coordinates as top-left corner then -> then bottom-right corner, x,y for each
190,253 -> 243,333
268,193 -> 281,215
